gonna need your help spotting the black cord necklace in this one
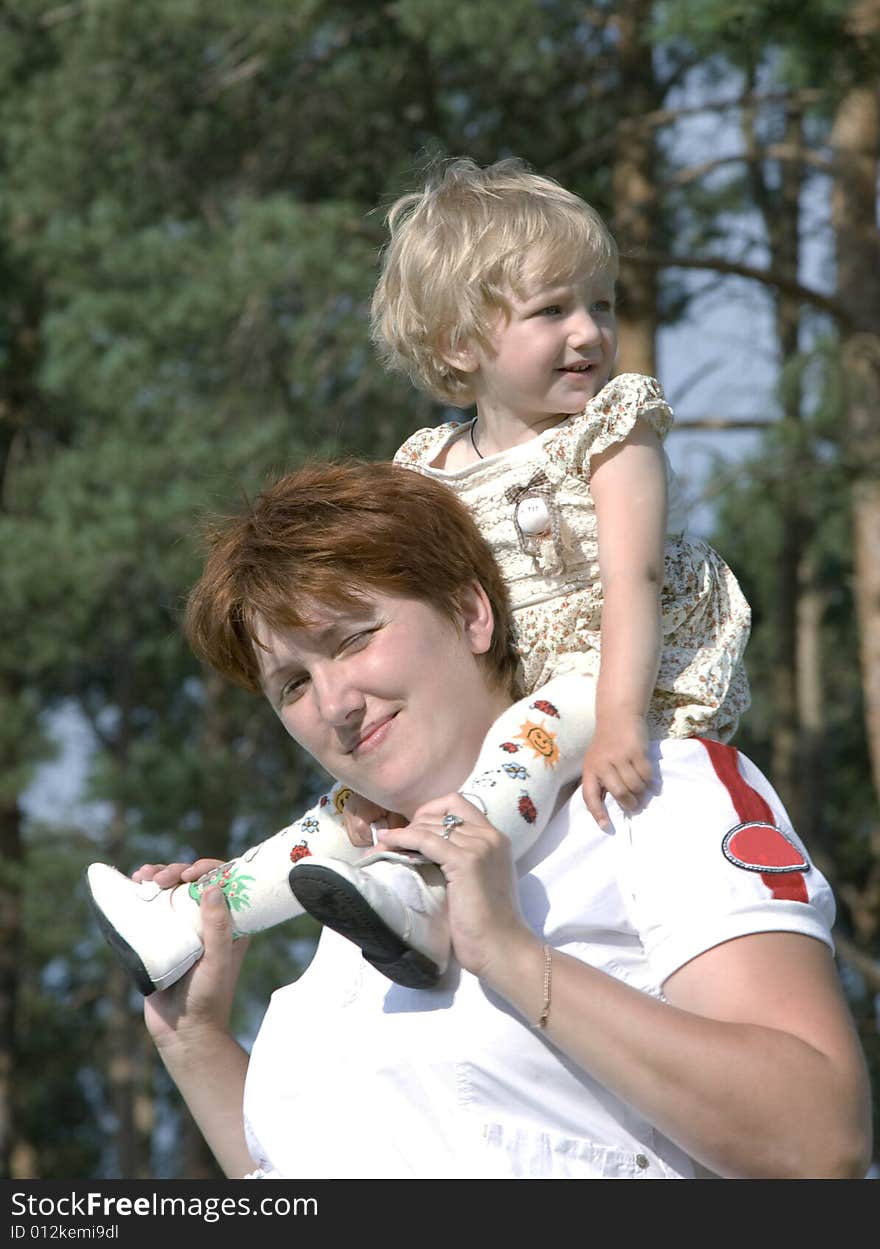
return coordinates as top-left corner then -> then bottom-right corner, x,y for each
470,421 -> 484,460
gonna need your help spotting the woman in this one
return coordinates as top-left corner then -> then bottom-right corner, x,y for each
141,459 -> 871,1180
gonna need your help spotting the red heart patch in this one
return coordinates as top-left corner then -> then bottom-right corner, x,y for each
722,822 -> 808,874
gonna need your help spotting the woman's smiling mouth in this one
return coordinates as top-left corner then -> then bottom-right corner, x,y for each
346,712 -> 399,756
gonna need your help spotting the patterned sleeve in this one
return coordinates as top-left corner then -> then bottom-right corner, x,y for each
564,373 -> 674,471
393,422 -> 462,467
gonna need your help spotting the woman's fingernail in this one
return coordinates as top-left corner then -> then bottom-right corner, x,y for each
203,886 -> 224,908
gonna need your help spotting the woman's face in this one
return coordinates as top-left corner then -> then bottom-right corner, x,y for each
253,586 -> 510,818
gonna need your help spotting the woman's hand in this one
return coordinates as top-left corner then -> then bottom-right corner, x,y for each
132,858 -> 225,888
375,794 -> 539,983
137,860 -> 249,1054
134,859 -> 254,1179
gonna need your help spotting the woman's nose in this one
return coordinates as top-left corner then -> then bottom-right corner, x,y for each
312,664 -> 364,725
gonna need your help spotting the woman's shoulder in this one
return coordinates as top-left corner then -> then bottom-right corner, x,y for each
608,739 -> 836,931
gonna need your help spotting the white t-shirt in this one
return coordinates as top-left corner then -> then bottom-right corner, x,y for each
242,738 -> 835,1180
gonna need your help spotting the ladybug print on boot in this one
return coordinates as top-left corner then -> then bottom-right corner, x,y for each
531,699 -> 560,718
289,842 -> 312,865
518,794 -> 538,824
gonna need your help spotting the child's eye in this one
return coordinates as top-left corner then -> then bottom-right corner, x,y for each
591,299 -> 614,314
537,304 -> 563,317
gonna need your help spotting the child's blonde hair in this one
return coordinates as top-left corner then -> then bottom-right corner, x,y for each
370,156 -> 618,407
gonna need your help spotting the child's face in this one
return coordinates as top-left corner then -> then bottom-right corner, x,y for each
470,266 -> 618,432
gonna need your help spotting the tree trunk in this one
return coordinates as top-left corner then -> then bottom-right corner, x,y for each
104,801 -> 153,1178
0,742 -> 23,1178
0,260 -> 48,1179
742,92 -> 810,825
610,0 -> 659,376
796,553 -> 827,852
831,83 -> 880,810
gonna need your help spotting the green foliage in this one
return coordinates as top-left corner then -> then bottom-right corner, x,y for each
708,341 -> 875,876
655,0 -> 880,86
15,829 -> 109,1179
705,337 -> 879,1156
1,0 -> 636,1177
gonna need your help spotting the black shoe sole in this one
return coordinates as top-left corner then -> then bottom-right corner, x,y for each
85,880 -> 157,996
289,863 -> 441,989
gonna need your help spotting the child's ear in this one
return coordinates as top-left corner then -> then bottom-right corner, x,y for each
440,339 -> 480,375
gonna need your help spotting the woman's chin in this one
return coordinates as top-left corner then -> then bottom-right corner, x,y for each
352,753 -> 480,821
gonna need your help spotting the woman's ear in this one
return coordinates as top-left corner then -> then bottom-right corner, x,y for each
458,581 -> 495,656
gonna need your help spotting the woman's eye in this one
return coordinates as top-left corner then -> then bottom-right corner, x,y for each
279,677 -> 307,704
340,627 -> 377,654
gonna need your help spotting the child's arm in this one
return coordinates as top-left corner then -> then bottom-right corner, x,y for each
583,416 -> 667,829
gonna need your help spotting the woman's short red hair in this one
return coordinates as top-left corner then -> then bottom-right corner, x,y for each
184,459 -> 519,697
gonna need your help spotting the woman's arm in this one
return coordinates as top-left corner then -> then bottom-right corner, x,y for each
583,417 -> 667,828
379,799 -> 872,1180
139,866 -> 255,1179
497,926 -> 871,1179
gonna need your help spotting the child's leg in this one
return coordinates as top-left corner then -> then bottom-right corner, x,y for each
289,856 -> 449,990
287,676 -> 594,990
85,783 -> 361,993
185,783 -> 364,936
458,673 -> 595,857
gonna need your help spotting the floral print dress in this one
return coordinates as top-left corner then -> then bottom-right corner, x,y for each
394,373 -> 751,742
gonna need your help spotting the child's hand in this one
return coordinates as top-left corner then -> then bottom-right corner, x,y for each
581,714 -> 654,830
342,790 -> 406,848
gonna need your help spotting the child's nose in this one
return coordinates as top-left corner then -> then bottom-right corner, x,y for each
567,307 -> 602,346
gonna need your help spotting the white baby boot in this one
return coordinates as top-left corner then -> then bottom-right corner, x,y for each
289,852 -> 450,988
86,789 -> 364,994
86,864 -> 205,995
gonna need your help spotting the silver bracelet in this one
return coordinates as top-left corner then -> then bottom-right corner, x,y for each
535,943 -> 552,1030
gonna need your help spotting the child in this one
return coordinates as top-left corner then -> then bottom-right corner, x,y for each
86,158 -> 750,995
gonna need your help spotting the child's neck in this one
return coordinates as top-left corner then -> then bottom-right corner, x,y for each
435,405 -> 572,472
469,405 -> 570,460
438,407 -> 569,471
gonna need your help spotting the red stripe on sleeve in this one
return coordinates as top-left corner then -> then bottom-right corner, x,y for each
697,738 -> 808,903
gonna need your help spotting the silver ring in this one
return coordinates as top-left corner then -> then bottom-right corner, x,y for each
440,813 -> 464,838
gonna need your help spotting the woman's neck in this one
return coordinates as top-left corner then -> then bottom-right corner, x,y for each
395,687 -> 514,820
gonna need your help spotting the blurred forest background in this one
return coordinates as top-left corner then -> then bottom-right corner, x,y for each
1,0 -> 878,1179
